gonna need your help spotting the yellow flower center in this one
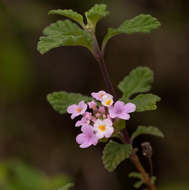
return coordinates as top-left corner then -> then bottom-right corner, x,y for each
76,107 -> 82,113
98,125 -> 106,132
106,99 -> 112,106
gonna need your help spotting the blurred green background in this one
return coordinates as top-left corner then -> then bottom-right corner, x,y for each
0,0 -> 189,189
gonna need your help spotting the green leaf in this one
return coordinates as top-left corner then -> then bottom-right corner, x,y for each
47,91 -> 92,115
57,183 -> 74,190
130,93 -> 161,112
129,172 -> 142,179
129,172 -> 143,188
119,67 -> 153,99
103,141 -> 132,172
85,4 -> 109,28
49,9 -> 84,27
37,20 -> 93,54
133,180 -> 143,189
102,14 -> 160,50
151,176 -> 157,184
114,119 -> 126,131
131,126 -> 164,141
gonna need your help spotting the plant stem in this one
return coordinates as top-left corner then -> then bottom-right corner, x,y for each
130,153 -> 156,190
92,35 -> 157,190
92,35 -> 116,98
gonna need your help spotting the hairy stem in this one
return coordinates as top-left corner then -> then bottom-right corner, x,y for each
92,35 -> 157,190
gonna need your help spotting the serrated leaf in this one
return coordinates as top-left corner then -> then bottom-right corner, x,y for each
131,126 -> 164,141
85,4 -> 109,28
47,91 -> 92,115
119,67 -> 153,99
49,9 -> 84,27
58,183 -> 74,190
130,93 -> 161,112
102,14 -> 160,50
103,141 -> 132,172
37,20 -> 93,54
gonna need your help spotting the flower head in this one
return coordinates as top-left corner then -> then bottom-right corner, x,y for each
94,119 -> 114,139
67,101 -> 87,119
76,125 -> 98,148
109,101 -> 136,120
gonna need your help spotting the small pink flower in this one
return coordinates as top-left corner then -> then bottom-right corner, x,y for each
101,94 -> 113,107
98,106 -> 106,114
88,101 -> 97,110
67,101 -> 87,119
75,112 -> 91,127
91,91 -> 112,101
109,101 -> 136,120
76,125 -> 98,148
94,119 -> 114,139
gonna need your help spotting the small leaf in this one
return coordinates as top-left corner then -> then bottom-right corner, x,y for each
134,180 -> 143,189
151,176 -> 157,184
103,141 -> 132,172
102,14 -> 160,50
131,126 -> 164,141
129,172 -> 142,179
47,91 -> 92,115
58,183 -> 74,190
129,172 -> 143,189
119,67 -> 153,99
49,9 -> 84,26
130,93 -> 161,112
85,4 -> 109,28
37,20 -> 93,54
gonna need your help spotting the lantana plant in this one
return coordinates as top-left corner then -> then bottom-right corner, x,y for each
37,4 -> 164,190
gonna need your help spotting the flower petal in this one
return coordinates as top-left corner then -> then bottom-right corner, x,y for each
119,113 -> 130,120
124,103 -> 136,113
76,134 -> 86,144
104,126 -> 114,138
67,104 -> 77,113
80,142 -> 92,148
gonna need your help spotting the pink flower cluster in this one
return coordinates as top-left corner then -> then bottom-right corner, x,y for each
67,91 -> 136,148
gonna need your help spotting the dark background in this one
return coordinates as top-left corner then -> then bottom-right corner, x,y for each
0,0 -> 189,189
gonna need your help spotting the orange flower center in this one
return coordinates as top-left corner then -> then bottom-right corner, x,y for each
76,107 -> 82,113
98,125 -> 106,132
106,99 -> 112,106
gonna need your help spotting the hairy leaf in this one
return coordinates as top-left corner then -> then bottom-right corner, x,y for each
47,91 -> 92,115
119,67 -> 153,99
85,4 -> 109,28
130,93 -> 161,112
131,126 -> 164,141
37,20 -> 93,54
103,141 -> 132,172
49,9 -> 84,26
102,14 -> 160,50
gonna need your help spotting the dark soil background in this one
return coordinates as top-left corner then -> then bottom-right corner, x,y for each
0,0 -> 189,189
